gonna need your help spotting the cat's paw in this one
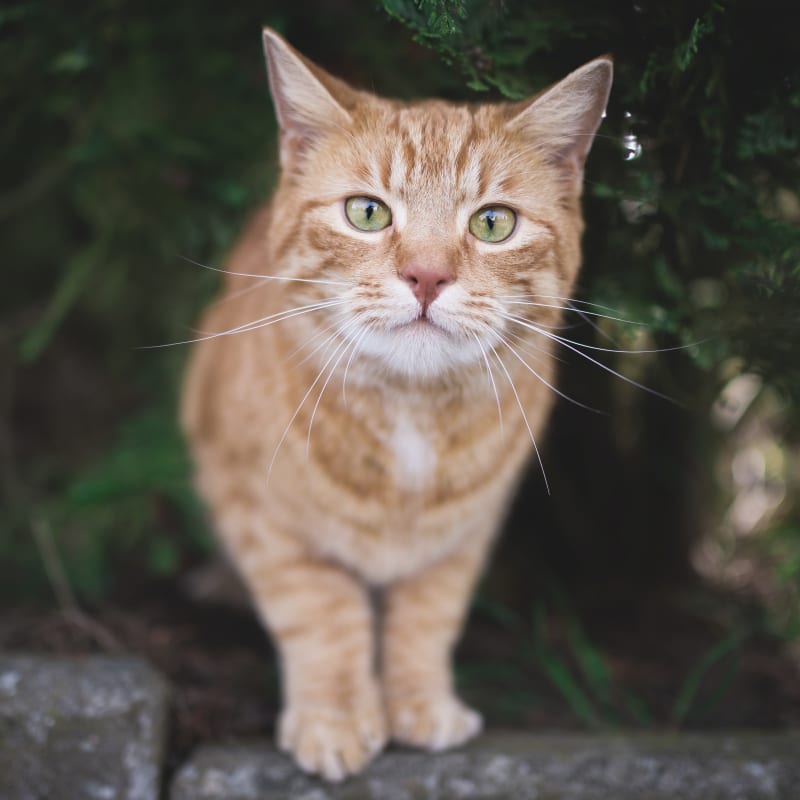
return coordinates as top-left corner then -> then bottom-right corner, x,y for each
387,691 -> 483,751
277,692 -> 387,782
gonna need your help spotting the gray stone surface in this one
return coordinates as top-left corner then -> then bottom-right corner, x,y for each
170,732 -> 800,800
0,654 -> 169,800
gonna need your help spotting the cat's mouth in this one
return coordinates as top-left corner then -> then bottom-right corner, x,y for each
403,314 -> 446,334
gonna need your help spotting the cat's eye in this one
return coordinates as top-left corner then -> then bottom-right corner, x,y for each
469,206 -> 516,243
345,196 -> 392,232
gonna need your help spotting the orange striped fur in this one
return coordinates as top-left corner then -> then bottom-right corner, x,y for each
181,29 -> 612,781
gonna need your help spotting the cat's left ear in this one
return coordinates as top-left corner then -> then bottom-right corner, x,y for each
262,28 -> 362,168
507,57 -> 613,188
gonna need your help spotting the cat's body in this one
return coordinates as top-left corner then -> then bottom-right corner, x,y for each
182,30 -> 612,781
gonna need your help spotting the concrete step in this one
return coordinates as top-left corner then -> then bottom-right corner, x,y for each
0,654 -> 169,800
170,731 -> 800,800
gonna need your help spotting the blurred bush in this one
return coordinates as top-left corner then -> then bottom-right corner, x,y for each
1,0 -> 798,616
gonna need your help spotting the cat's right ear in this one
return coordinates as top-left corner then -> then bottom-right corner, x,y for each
262,29 -> 358,169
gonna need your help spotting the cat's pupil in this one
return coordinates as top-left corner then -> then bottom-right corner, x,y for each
366,203 -> 375,220
486,211 -> 495,230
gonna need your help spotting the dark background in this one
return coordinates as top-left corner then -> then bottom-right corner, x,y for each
2,0 -> 799,757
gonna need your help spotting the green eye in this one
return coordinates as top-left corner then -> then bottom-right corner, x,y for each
469,206 -> 516,243
345,196 -> 392,231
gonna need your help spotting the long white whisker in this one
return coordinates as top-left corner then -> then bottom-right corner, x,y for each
472,333 -> 503,437
209,276 -> 272,308
267,329 -> 355,481
342,325 -> 372,407
488,343 -> 550,496
500,312 -> 678,404
207,298 -> 346,337
286,318 -> 338,363
499,292 -> 632,315
506,313 -> 690,355
292,322 -> 348,376
497,333 -> 605,415
289,310 -> 350,366
505,328 -> 565,366
179,255 -> 349,286
546,320 -> 586,331
141,298 -> 347,349
566,300 -> 624,346
506,294 -> 626,343
502,299 -> 644,327
307,322 -> 362,455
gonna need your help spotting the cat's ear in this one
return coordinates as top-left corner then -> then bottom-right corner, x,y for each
262,28 -> 360,168
507,57 -> 613,188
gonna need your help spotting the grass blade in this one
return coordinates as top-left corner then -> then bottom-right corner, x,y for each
671,631 -> 744,725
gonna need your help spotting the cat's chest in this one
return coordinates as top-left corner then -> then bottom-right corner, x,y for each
386,411 -> 438,493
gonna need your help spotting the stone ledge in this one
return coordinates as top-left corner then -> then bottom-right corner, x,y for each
0,654 -> 169,800
170,731 -> 800,800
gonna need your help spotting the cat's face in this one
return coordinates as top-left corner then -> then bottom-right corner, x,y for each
262,31 -> 612,381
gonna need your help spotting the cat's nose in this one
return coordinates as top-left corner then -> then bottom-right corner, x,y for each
399,263 -> 455,311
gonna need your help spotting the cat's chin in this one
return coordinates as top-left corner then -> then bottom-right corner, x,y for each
353,322 -> 492,383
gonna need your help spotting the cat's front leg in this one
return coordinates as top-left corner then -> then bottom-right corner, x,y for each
381,533 -> 489,751
239,545 -> 386,781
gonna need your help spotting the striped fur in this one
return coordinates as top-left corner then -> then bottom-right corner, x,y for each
181,29 -> 612,781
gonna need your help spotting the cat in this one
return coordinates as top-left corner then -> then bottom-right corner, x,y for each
181,28 -> 612,782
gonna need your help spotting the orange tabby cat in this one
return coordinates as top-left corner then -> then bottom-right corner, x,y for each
181,29 -> 612,781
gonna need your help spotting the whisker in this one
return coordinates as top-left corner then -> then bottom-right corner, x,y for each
267,328 -> 355,481
506,294 -> 626,343
472,333 -> 503,437
497,333 -> 605,415
552,318 -> 591,332
141,298 -> 347,349
507,314 -> 692,355
505,328 -> 566,366
502,299 -> 644,327
566,300 -> 624,347
288,310 -> 350,366
208,276 -> 272,308
291,323 -> 348,379
307,321 -> 362,455
488,343 -> 550,495
342,325 -> 372,406
499,292 -> 635,317
223,299 -> 348,338
500,312 -> 679,405
178,255 -> 349,286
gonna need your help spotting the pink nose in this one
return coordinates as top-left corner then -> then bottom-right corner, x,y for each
399,263 -> 455,311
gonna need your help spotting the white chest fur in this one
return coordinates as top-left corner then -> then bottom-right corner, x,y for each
389,411 -> 437,492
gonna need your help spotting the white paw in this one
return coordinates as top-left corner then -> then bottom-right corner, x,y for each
388,692 -> 483,751
278,695 -> 387,782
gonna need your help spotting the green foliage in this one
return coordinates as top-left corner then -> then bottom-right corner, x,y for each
64,407 -> 210,594
674,7 -> 718,73
0,403 -> 207,601
382,1 -> 467,38
765,522 -> 800,641
379,0 -> 603,97
471,592 -> 654,728
0,0 -> 279,600
671,630 -> 745,725
532,603 -> 609,728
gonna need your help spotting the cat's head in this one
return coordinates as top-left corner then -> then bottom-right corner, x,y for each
261,29 -> 612,382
